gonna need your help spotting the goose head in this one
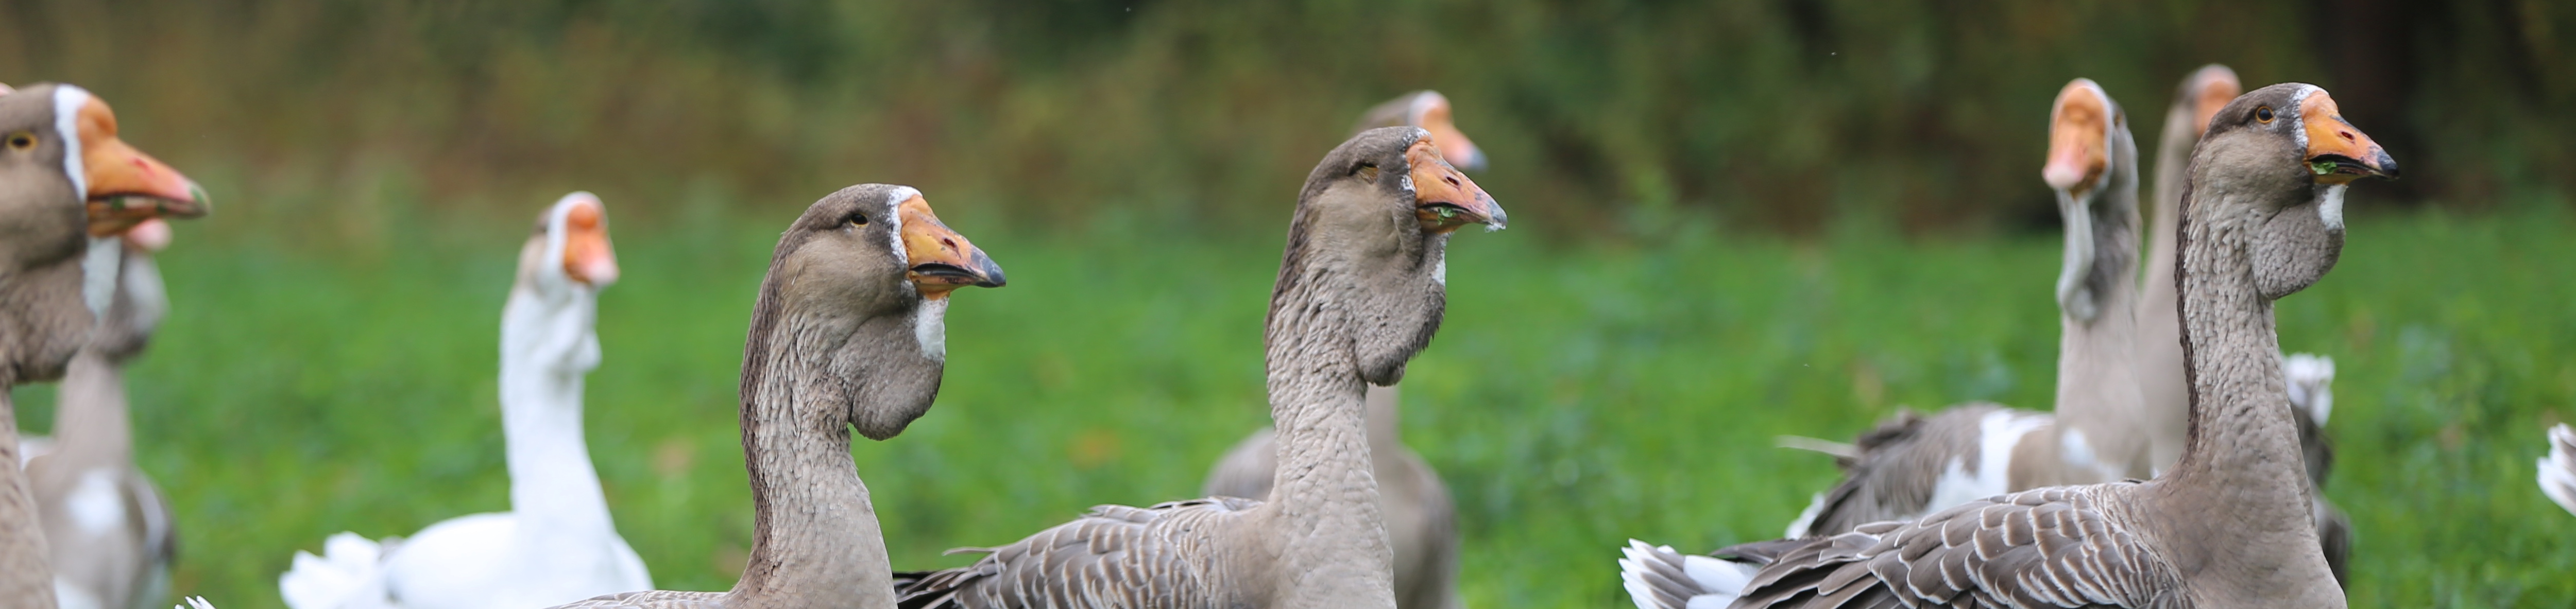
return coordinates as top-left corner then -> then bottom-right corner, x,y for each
2191,83 -> 2397,300
1285,127 -> 1503,386
1,83 -> 202,382
2177,65 -> 2243,141
750,184 -> 1002,441
506,192 -> 620,374
2040,78 -> 2138,322
1358,91 -> 1487,172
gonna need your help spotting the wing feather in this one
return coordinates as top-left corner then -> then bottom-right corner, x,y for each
896,497 -> 1255,609
1717,484 -> 2181,609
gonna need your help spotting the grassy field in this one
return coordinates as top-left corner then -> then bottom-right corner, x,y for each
12,203 -> 2576,608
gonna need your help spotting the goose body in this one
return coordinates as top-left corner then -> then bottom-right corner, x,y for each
549,185 -> 1004,608
1782,80 -> 2149,538
23,223 -> 180,609
1,83 -> 204,609
1622,82 -> 2395,609
895,127 -> 1503,609
279,193 -> 647,609
1197,91 -> 1485,609
2136,67 -> 2351,583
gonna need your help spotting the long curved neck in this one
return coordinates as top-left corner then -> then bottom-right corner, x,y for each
728,311 -> 897,608
497,284 -> 619,548
1262,259 -> 1397,609
48,350 -> 134,465
2152,187 -> 2319,570
2053,132 -> 2150,477
1364,384 -> 1401,453
2133,104 -> 2203,471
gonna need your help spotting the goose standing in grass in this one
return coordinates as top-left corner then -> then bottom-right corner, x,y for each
22,218 -> 180,609
2138,66 -> 2352,584
547,184 -> 1004,608
2,82 -> 205,609
893,127 -> 1503,609
279,193 -> 644,609
1200,90 -> 1488,609
1622,82 -> 2396,609
2543,424 -> 2576,516
1777,79 -> 2151,538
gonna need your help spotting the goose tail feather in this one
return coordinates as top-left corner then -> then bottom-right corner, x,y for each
278,532 -> 398,609
2543,424 -> 2576,516
1619,540 -> 1759,609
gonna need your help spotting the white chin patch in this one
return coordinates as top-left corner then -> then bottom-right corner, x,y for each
2318,184 -> 2347,232
80,237 -> 123,320
913,297 -> 949,362
1432,256 -> 1446,286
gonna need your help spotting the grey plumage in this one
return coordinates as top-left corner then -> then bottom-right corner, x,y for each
23,241 -> 179,609
548,184 -> 1005,609
1199,386 -> 1464,609
895,127 -> 1503,609
1624,83 -> 2392,609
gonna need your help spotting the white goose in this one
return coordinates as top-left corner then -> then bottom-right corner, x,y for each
279,193 -> 645,609
2544,424 -> 2576,517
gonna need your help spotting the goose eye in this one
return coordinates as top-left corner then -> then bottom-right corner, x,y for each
1356,164 -> 1380,182
4,131 -> 32,151
2254,106 -> 2275,124
844,212 -> 869,227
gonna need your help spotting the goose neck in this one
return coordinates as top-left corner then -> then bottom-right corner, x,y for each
0,391 -> 62,606
1259,266 -> 1397,607
47,350 -> 135,462
497,285 -> 617,538
728,311 -> 897,608
2153,189 -> 2322,562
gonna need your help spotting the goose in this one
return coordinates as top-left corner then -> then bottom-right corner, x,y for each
21,218 -> 180,609
892,127 -> 1503,609
2137,66 -> 2352,584
278,193 -> 646,609
1353,91 -> 1485,171
2543,424 -> 2576,516
1777,79 -> 2150,538
1197,90 -> 1489,609
544,184 -> 1004,608
1621,82 -> 2396,609
2,82 -> 205,609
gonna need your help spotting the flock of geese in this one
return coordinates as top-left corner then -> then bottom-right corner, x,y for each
0,65 -> 2568,609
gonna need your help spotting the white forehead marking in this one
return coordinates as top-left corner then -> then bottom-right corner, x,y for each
913,297 -> 949,362
2288,85 -> 2321,151
885,186 -> 920,268
538,192 -> 596,284
54,85 -> 91,199
1409,91 -> 1445,125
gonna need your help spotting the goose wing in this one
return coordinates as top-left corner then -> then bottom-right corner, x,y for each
1734,484 -> 2182,609
1795,405 -> 2042,537
545,590 -> 722,609
894,497 -> 1256,609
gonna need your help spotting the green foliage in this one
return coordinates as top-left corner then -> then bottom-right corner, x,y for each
14,205 -> 2572,608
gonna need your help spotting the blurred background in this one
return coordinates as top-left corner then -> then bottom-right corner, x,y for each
6,1 -> 2575,607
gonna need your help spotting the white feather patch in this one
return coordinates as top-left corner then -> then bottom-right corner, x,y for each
65,468 -> 124,535
1928,411 -> 2048,510
914,297 -> 949,362
884,186 -> 920,268
80,237 -> 122,321
2317,184 -> 2347,232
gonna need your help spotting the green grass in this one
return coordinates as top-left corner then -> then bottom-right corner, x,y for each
13,205 -> 2576,608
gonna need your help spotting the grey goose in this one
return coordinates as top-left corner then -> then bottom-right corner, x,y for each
1621,82 -> 2395,609
544,185 -> 1004,608
893,127 -> 1503,609
2,83 -> 205,609
1200,90 -> 1488,609
1778,79 -> 2154,539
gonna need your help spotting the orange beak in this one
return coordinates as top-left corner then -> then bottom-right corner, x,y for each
1417,94 -> 1486,172
2042,79 -> 2111,195
898,194 -> 1005,295
1407,140 -> 1505,233
559,195 -> 619,287
2299,92 -> 2398,185
78,96 -> 206,236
